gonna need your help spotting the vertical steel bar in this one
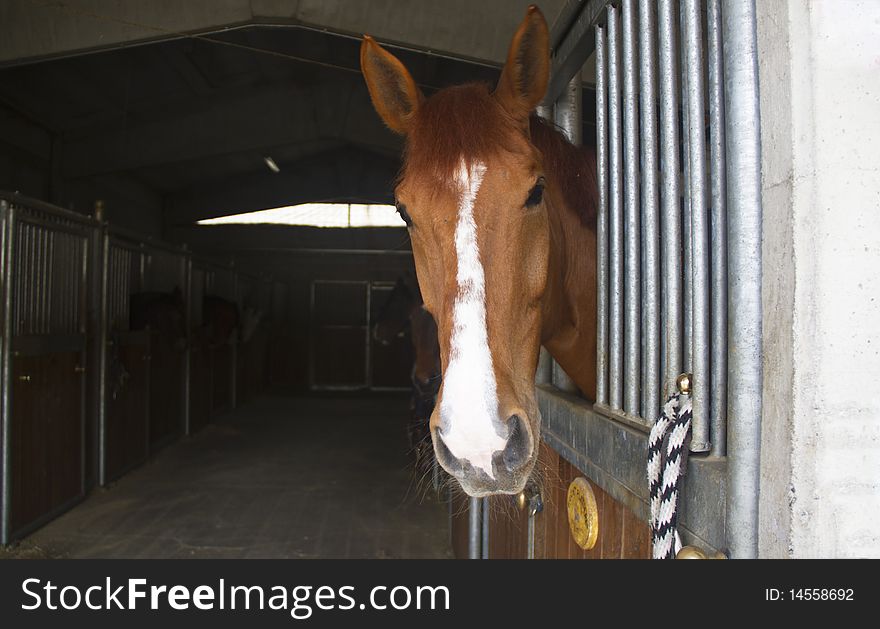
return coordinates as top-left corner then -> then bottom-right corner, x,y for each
553,71 -> 582,395
468,496 -> 481,559
607,3 -> 624,410
621,0 -> 641,416
639,0 -> 661,421
722,0 -> 763,560
481,497 -> 490,559
0,202 -> 15,545
683,0 -> 711,452
535,347 -> 553,384
680,2 -> 693,374
707,0 -> 728,457
658,0 -> 683,399
535,104 -> 554,388
183,254 -> 192,435
595,24 -> 609,406
98,230 -> 110,485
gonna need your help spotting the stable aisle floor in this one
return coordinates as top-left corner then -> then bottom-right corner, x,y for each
3,395 -> 452,559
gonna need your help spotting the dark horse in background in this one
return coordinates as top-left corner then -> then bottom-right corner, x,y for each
373,277 -> 441,477
129,286 -> 188,350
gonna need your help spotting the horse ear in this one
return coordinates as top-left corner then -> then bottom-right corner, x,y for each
361,35 -> 423,135
494,5 -> 550,121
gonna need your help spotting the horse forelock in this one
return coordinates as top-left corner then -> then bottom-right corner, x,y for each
401,83 -> 522,192
401,84 -> 598,229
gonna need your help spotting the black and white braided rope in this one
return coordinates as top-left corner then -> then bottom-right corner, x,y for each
647,389 -> 693,559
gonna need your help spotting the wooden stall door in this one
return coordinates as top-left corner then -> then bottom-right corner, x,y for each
531,442 -> 651,559
310,281 -> 368,390
10,351 -> 84,535
104,333 -> 150,482
149,332 -> 184,451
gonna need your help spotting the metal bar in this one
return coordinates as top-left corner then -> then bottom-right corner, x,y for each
680,2 -> 693,375
183,255 -> 192,435
722,0 -> 763,560
549,0 -> 589,50
683,0 -> 711,452
1,202 -> 15,545
607,3 -> 624,410
0,192 -> 97,227
595,23 -> 609,406
468,496 -> 481,559
364,277 -> 372,390
621,0 -> 640,416
527,510 -> 536,559
481,497 -> 490,559
658,0 -> 682,399
97,229 -> 110,485
553,72 -> 582,395
535,347 -> 553,384
707,0 -> 728,457
639,0 -> 661,422
545,0 -> 611,106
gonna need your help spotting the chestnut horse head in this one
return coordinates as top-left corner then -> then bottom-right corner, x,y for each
361,5 -> 597,496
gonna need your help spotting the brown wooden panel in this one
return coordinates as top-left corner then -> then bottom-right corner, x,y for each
533,440 -> 651,559
237,327 -> 268,404
622,500 -> 652,559
450,490 -> 470,560
10,355 -> 45,533
211,344 -> 233,412
10,351 -> 83,535
312,327 -> 366,387
47,352 -> 83,510
189,342 -> 212,434
488,494 -> 529,559
105,340 -> 149,481
150,334 -> 184,449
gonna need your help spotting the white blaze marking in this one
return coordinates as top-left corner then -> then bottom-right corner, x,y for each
438,160 -> 507,478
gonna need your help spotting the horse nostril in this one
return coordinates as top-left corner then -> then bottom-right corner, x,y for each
433,430 -> 464,476
502,415 -> 531,472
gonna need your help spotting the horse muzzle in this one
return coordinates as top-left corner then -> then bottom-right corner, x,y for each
431,413 -> 536,496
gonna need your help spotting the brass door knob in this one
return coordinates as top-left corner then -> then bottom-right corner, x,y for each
17,374 -> 31,382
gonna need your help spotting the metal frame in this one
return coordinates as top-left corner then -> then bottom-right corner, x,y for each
539,0 -> 763,557
0,194 -> 96,545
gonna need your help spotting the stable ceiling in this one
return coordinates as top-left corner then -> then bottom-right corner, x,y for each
0,0 -> 577,225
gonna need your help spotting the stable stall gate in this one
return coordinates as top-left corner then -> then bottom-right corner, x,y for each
0,193 -> 272,545
96,227 -> 191,485
0,194 -> 93,545
462,0 -> 763,559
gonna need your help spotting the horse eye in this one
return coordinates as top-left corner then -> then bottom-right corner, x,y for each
395,201 -> 413,227
525,178 -> 545,207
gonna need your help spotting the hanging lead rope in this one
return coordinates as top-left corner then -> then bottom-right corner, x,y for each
648,374 -> 694,559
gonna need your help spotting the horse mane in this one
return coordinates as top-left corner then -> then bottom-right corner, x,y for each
402,82 -> 597,227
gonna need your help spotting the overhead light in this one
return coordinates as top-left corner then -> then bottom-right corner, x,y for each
263,156 -> 280,173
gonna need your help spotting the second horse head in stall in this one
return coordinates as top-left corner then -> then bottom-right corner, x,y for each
361,5 -> 598,496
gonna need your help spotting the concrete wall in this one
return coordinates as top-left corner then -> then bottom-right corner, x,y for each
757,0 -> 880,558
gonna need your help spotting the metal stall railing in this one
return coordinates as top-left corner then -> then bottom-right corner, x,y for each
533,0 -> 763,557
0,192 -> 277,545
190,256 -> 239,417
96,225 -> 191,477
0,193 -> 95,545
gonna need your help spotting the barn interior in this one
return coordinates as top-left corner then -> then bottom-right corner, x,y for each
0,0 -> 613,558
